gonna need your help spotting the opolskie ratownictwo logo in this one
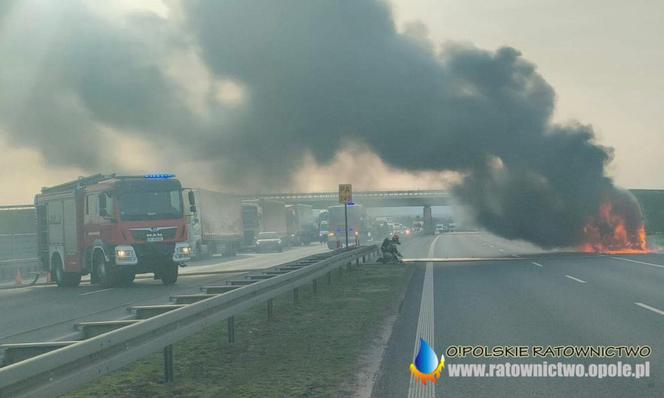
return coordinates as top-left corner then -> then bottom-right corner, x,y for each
410,338 -> 445,384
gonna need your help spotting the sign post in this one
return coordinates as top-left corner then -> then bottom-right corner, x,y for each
344,204 -> 349,248
339,184 -> 352,248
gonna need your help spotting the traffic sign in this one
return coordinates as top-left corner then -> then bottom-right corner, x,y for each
339,184 -> 352,204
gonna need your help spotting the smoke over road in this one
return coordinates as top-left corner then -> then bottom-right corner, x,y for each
0,0 -> 645,249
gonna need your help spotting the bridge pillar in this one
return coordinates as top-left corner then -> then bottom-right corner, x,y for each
423,205 -> 434,235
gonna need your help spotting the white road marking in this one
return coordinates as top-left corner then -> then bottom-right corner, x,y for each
408,236 -> 441,398
565,275 -> 587,284
532,262 -> 544,268
611,257 -> 664,270
80,288 -> 113,296
635,302 -> 664,317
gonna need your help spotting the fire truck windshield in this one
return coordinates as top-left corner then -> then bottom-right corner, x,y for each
118,190 -> 183,221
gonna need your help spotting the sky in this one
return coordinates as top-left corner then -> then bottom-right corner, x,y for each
391,0 -> 663,189
0,0 -> 661,205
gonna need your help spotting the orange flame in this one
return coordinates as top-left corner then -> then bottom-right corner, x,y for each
581,202 -> 651,254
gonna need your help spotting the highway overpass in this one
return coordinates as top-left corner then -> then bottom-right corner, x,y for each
246,189 -> 451,208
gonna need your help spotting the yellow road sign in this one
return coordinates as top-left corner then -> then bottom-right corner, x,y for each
339,184 -> 352,204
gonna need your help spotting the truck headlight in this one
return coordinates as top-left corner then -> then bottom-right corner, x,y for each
173,242 -> 193,261
176,245 -> 192,255
116,247 -> 135,258
115,245 -> 137,265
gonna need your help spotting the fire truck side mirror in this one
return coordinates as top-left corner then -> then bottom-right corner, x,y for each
187,190 -> 197,213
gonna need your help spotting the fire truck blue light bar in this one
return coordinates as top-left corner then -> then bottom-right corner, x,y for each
144,173 -> 176,179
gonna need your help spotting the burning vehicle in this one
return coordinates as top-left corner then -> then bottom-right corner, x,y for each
581,190 -> 650,254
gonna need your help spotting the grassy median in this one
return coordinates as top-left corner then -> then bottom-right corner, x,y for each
67,262 -> 412,398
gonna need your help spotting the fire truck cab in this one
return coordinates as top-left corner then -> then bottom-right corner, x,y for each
35,174 -> 192,287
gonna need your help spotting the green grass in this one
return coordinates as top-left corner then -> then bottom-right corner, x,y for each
67,263 -> 412,398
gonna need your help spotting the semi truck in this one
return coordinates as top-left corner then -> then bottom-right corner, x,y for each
241,199 -> 288,248
286,204 -> 315,245
34,174 -> 192,288
327,204 -> 367,249
183,189 -> 243,258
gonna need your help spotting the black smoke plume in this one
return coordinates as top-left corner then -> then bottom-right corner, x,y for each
0,0 -> 641,248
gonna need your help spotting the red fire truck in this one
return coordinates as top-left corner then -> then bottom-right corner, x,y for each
35,174 -> 192,287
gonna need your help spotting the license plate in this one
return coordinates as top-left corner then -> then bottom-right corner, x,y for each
146,233 -> 164,242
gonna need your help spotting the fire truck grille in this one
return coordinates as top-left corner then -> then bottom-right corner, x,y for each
134,242 -> 176,260
130,227 -> 177,241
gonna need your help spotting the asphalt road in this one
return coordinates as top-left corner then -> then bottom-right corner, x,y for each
0,244 -> 328,346
372,233 -> 664,398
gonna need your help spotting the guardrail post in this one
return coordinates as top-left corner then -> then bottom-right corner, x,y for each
228,317 -> 236,343
293,287 -> 300,303
312,278 -> 318,293
347,262 -> 352,272
356,258 -> 360,266
267,299 -> 274,321
327,271 -> 332,285
163,345 -> 174,384
362,255 -> 366,263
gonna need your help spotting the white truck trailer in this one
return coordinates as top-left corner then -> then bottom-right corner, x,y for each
184,189 -> 243,258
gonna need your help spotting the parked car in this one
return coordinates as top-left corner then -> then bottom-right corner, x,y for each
434,224 -> 448,234
255,232 -> 284,252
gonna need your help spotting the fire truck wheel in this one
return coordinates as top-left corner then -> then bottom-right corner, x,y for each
94,253 -> 116,288
116,270 -> 136,286
159,262 -> 179,285
52,255 -> 81,288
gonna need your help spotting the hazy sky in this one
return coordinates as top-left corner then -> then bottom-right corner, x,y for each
392,0 -> 663,188
0,0 -> 661,205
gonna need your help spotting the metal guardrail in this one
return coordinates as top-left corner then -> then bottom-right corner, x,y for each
0,245 -> 379,398
0,205 -> 34,211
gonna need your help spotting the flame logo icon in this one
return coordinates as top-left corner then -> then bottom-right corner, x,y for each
409,338 -> 445,384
